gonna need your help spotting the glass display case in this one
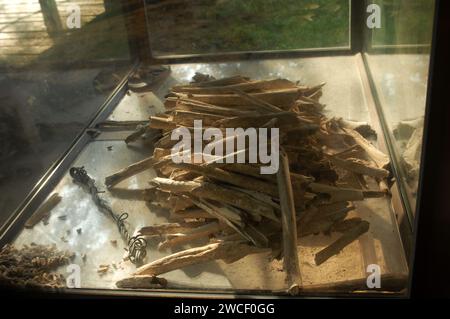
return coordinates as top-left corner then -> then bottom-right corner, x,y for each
0,0 -> 444,298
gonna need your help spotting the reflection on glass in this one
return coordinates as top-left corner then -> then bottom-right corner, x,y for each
0,0 -> 132,224
364,0 -> 435,216
146,0 -> 350,56
371,0 -> 434,47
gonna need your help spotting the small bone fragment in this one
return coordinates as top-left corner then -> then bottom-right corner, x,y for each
25,193 -> 62,228
315,221 -> 370,265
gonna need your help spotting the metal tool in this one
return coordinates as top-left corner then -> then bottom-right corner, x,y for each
70,166 -> 147,265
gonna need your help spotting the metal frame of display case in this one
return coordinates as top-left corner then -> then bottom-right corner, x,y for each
0,56 -> 406,300
1,0 -> 449,298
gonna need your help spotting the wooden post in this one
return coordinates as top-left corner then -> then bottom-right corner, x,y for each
39,0 -> 63,38
277,148 -> 302,294
120,0 -> 152,63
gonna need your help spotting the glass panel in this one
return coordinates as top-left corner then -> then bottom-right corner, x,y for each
146,0 -> 350,56
0,0 -> 438,298
371,0 -> 435,47
0,0 -> 133,225
364,0 -> 435,217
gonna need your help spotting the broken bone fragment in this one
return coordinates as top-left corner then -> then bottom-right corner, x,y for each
108,74 -> 391,290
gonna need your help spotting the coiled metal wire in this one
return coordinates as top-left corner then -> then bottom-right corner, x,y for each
70,166 -> 147,265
